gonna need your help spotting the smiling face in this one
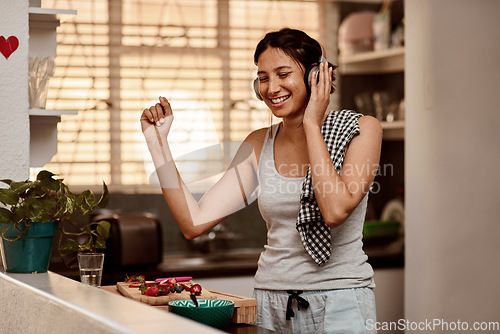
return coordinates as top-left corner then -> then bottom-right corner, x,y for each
256,47 -> 309,119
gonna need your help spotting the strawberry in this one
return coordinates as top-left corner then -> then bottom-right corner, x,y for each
124,274 -> 145,283
159,281 -> 174,288
144,286 -> 160,296
158,287 -> 170,296
190,284 -> 202,296
139,283 -> 155,294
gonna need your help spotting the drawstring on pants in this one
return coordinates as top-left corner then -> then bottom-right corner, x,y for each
286,290 -> 310,320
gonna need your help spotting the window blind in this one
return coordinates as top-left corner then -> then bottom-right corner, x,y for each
36,0 -> 321,193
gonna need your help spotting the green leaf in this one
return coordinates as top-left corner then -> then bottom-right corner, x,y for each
96,220 -> 110,239
21,198 -> 54,222
26,197 -> 57,211
11,181 -> 33,195
59,239 -> 80,251
57,193 -> 76,216
27,210 -> 52,224
0,188 -> 19,205
94,236 -> 106,249
27,187 -> 45,198
38,176 -> 60,192
11,206 -> 28,225
36,170 -> 56,181
0,179 -> 13,186
97,182 -> 109,208
0,207 -> 12,224
76,190 -> 95,215
93,220 -> 110,249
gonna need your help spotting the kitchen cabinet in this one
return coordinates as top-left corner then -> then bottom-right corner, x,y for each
28,6 -> 77,167
336,0 -> 405,222
339,46 -> 404,74
339,47 -> 405,141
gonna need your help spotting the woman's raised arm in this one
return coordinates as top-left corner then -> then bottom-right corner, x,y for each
141,97 -> 261,239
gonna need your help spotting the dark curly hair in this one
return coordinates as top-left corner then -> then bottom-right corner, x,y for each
253,28 -> 337,93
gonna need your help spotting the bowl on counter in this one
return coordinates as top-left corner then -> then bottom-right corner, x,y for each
363,220 -> 401,241
168,299 -> 235,330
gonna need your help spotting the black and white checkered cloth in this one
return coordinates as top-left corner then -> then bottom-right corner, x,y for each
297,110 -> 362,265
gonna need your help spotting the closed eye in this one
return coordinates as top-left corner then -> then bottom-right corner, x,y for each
258,77 -> 268,83
278,72 -> 291,78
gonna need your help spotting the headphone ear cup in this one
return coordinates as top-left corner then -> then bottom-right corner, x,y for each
304,63 -> 335,94
253,78 -> 263,100
304,65 -> 319,93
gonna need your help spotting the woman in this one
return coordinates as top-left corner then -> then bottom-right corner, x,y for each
141,28 -> 382,333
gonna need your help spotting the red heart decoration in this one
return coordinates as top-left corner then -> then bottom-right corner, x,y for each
0,36 -> 19,60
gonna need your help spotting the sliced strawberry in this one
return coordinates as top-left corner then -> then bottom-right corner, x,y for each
159,282 -> 174,288
144,286 -> 159,296
190,284 -> 202,295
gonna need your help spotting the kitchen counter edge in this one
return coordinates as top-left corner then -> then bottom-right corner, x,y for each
0,267 -> 222,333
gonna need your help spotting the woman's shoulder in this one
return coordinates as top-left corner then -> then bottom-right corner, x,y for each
358,115 -> 383,135
244,127 -> 271,161
244,127 -> 269,144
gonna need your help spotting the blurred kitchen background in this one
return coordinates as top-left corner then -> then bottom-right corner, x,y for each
1,0 -> 499,333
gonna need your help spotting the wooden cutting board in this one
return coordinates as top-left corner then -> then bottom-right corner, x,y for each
106,284 -> 257,323
116,281 -> 217,306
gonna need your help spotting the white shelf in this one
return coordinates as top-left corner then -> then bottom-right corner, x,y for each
339,47 -> 405,74
28,7 -> 77,168
29,109 -> 78,116
29,109 -> 78,122
29,109 -> 78,167
29,7 -> 77,15
381,120 -> 404,140
29,7 -> 76,58
28,7 -> 77,22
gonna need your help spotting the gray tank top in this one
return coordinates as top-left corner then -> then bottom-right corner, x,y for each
254,123 -> 375,290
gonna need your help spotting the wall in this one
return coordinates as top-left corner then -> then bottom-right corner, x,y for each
0,0 -> 30,181
405,0 -> 500,330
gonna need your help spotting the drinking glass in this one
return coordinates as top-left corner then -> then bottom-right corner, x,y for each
77,253 -> 105,287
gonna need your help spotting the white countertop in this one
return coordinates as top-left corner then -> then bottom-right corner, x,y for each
0,268 -> 221,333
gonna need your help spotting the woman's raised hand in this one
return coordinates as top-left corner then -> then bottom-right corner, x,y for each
140,96 -> 174,136
303,62 -> 333,128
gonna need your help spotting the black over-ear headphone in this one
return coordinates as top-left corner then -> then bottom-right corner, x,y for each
253,55 -> 332,101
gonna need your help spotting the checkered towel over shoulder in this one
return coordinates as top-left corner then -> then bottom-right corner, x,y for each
297,110 -> 363,265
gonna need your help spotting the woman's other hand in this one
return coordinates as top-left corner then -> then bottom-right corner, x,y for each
140,96 -> 174,137
303,62 -> 333,129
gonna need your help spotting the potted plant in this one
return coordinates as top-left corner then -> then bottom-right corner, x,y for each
0,170 -> 110,273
